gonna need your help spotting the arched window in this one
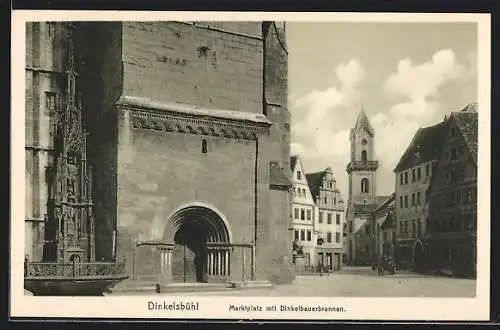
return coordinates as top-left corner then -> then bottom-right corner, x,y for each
361,178 -> 369,193
361,150 -> 367,161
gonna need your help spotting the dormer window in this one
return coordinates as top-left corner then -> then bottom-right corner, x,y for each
297,171 -> 301,180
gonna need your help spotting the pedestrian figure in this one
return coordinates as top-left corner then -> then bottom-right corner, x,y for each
377,256 -> 384,276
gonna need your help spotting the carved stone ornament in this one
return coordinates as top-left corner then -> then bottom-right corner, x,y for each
117,97 -> 271,141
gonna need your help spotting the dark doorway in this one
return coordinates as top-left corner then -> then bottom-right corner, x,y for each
166,205 -> 231,283
413,241 -> 426,273
171,221 -> 208,283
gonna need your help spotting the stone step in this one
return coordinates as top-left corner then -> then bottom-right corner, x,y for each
229,280 -> 274,290
109,280 -> 234,294
109,279 -> 274,294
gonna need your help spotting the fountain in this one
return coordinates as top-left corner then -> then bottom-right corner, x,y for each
24,23 -> 128,296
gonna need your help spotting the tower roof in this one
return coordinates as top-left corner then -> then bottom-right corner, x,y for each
353,107 -> 374,136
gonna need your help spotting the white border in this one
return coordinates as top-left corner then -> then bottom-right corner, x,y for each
11,11 -> 491,320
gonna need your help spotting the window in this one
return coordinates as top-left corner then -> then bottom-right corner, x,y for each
307,230 -> 312,241
412,169 -> 416,182
361,150 -> 367,161
45,92 -> 57,110
404,195 -> 408,208
399,221 -> 404,236
324,196 -> 327,204
294,229 -> 299,240
417,191 -> 421,205
412,220 -> 417,237
426,164 -> 430,177
365,225 -> 370,235
335,232 -> 340,243
334,197 -> 337,204
467,188 -> 473,203
294,208 -> 299,219
450,147 -> 458,160
300,230 -> 305,241
411,193 -> 415,207
361,178 -> 369,193
383,231 -> 388,242
300,209 -> 305,220
404,172 -> 408,184
327,232 -> 332,243
400,173 -> 404,185
459,190 -> 465,203
399,196 -> 403,208
306,209 -> 311,221
47,22 -> 56,37
297,171 -> 301,180
318,212 -> 323,223
425,190 -> 428,202
201,139 -> 208,153
302,189 -> 306,198
417,167 -> 422,181
336,214 -> 340,225
327,213 -> 332,224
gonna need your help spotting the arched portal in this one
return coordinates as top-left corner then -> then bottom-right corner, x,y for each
163,204 -> 232,283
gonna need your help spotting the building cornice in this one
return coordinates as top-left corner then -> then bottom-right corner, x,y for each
346,161 -> 379,173
116,96 -> 272,141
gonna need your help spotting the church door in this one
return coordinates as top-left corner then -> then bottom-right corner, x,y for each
171,224 -> 209,283
171,244 -> 197,283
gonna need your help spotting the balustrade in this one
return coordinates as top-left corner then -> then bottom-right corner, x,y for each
24,260 -> 127,279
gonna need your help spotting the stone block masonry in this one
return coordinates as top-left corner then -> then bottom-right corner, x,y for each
121,22 -> 263,114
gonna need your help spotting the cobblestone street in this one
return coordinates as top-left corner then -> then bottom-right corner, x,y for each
111,266 -> 476,297
178,267 -> 476,297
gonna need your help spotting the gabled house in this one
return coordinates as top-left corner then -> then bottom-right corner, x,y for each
290,155 -> 317,266
306,167 -> 345,270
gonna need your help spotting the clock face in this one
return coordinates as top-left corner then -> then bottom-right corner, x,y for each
361,139 -> 367,145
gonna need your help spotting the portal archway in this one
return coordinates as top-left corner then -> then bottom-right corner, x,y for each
162,204 -> 232,283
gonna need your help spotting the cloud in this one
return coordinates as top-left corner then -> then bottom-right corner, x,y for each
385,49 -> 465,103
290,59 -> 364,197
290,49 -> 470,197
374,48 -> 468,176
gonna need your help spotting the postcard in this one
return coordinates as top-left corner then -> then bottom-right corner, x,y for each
11,10 -> 490,321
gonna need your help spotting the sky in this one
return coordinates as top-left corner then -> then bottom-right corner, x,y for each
285,22 -> 478,200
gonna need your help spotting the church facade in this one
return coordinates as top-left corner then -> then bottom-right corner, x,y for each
344,109 -> 392,266
25,21 -> 295,285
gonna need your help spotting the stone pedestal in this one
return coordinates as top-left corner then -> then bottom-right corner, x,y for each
293,254 -> 306,271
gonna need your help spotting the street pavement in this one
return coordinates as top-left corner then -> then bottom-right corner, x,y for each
111,267 -> 476,297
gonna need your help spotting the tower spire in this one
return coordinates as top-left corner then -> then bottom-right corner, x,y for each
354,105 -> 374,136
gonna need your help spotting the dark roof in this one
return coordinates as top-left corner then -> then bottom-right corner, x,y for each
305,171 -> 326,199
290,156 -> 298,172
374,193 -> 395,213
381,209 -> 396,230
394,121 -> 448,172
461,102 -> 478,113
452,111 -> 478,164
269,161 -> 292,190
306,168 -> 341,201
351,195 -> 392,214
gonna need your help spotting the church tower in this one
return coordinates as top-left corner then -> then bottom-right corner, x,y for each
346,107 -> 379,204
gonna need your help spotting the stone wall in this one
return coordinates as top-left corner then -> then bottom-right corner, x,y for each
121,22 -> 263,114
116,110 -> 258,280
